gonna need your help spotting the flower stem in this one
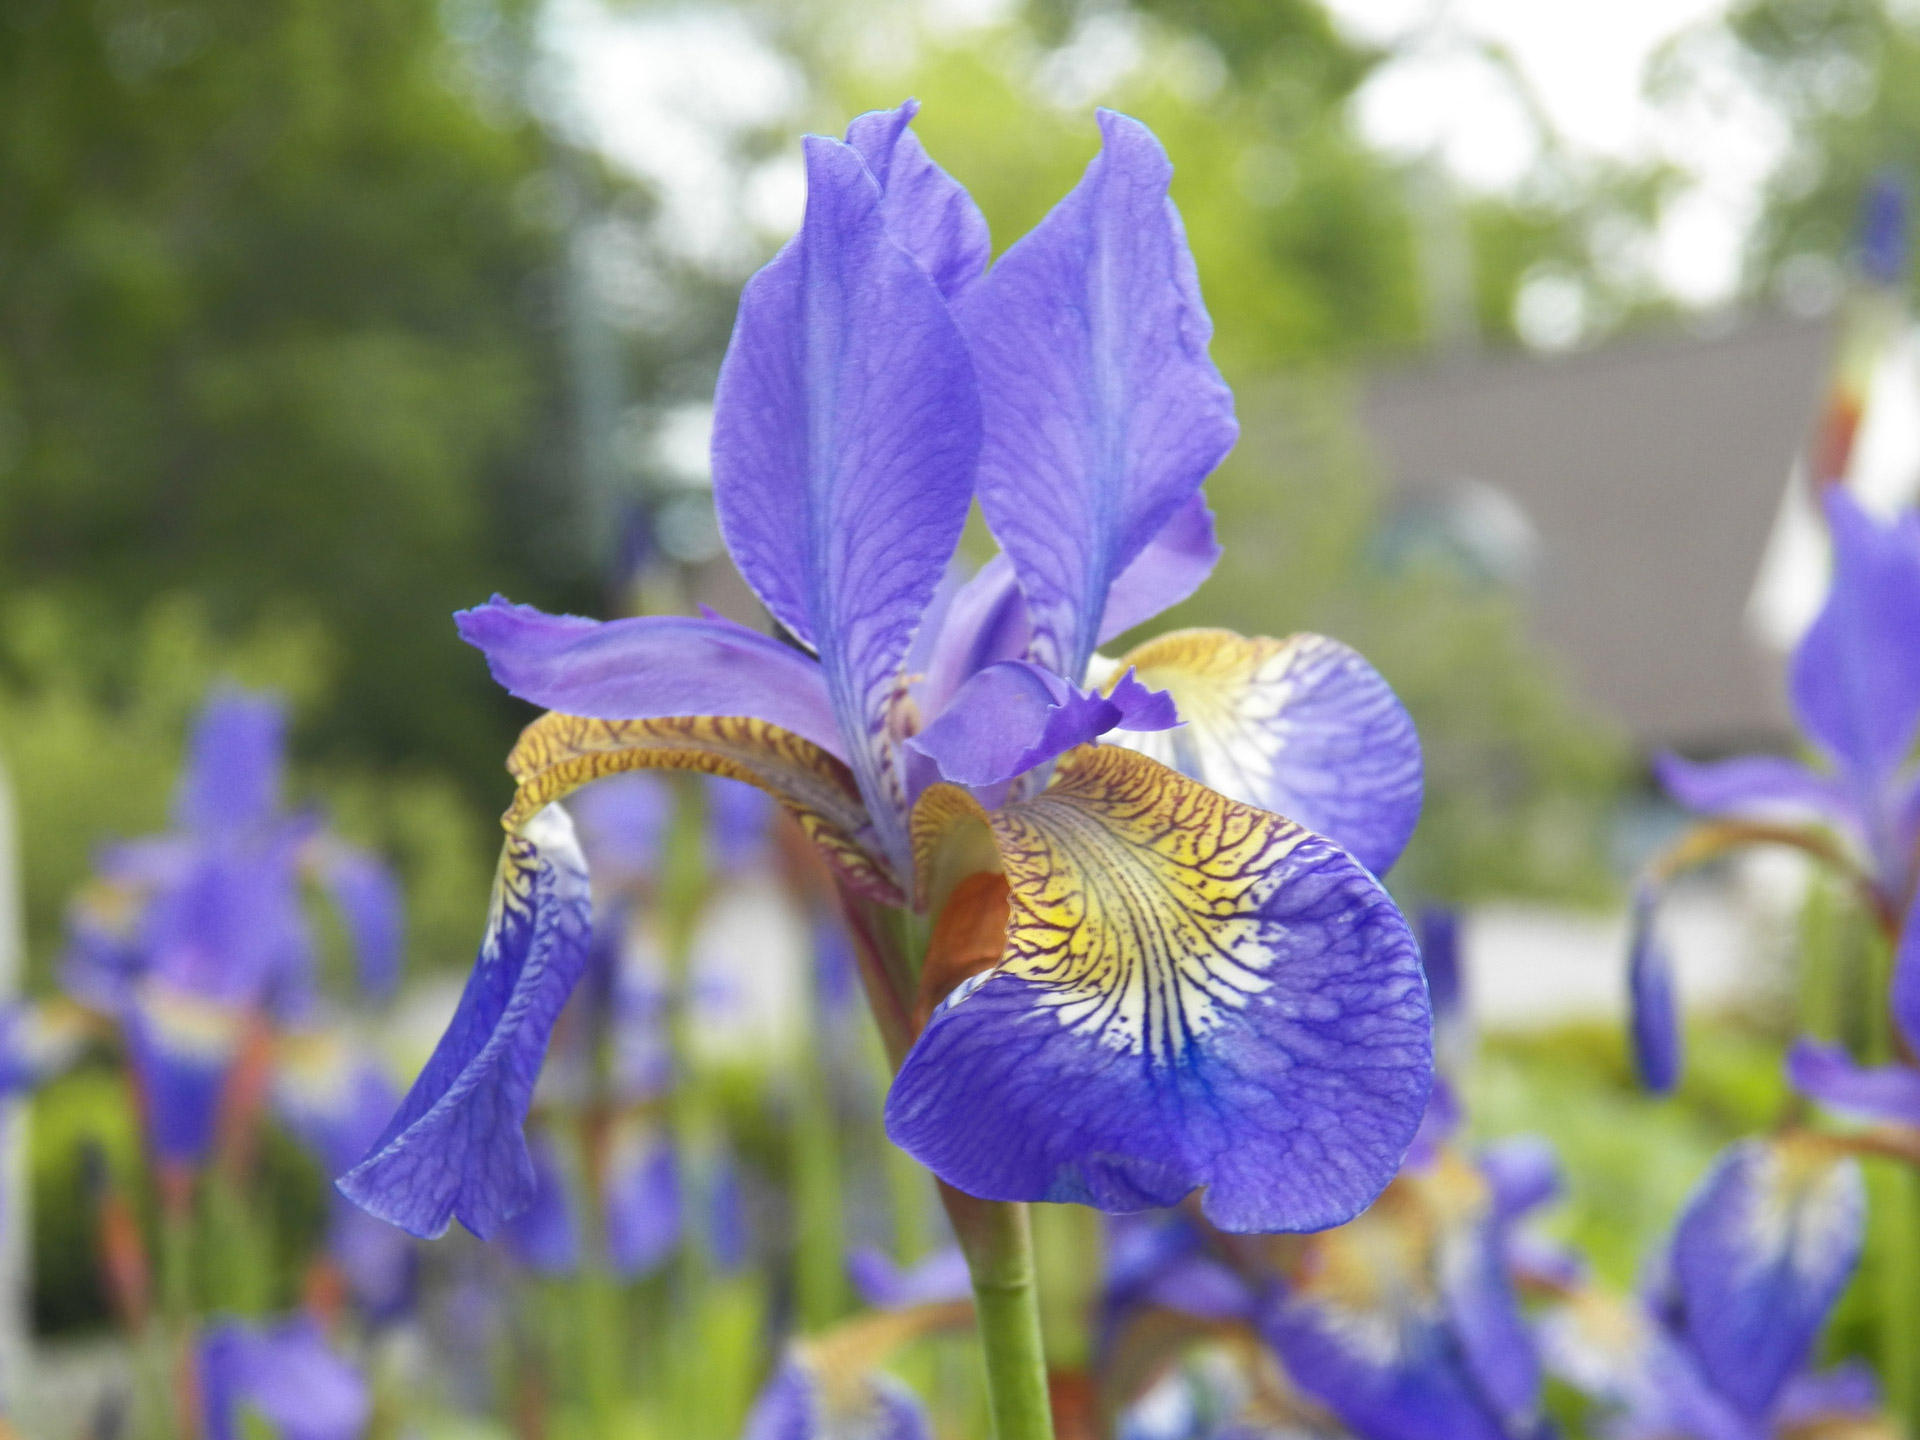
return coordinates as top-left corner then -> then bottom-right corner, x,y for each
941,1185 -> 1055,1440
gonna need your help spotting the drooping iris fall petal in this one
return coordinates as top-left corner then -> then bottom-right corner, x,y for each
1666,1135 -> 1864,1421
712,133 -> 981,869
1103,629 -> 1422,877
957,109 -> 1237,686
887,746 -> 1430,1233
338,806 -> 592,1240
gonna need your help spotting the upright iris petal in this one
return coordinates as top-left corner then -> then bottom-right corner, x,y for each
712,131 -> 982,870
1627,885 -> 1681,1095
177,689 -> 286,837
1789,490 -> 1920,790
957,109 -> 1237,685
888,746 -> 1429,1233
338,805 -> 592,1239
843,99 -> 990,300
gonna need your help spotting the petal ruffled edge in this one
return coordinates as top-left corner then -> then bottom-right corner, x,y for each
337,805 -> 592,1240
1103,628 -> 1422,877
887,745 -> 1431,1233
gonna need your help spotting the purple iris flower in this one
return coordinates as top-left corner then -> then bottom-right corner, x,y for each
342,101 -> 1428,1242
1640,490 -> 1920,1090
1260,1137 -> 1548,1440
63,689 -> 406,1170
198,1315 -> 370,1440
1546,1134 -> 1874,1440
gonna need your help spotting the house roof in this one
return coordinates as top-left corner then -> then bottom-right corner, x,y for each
1360,317 -> 1836,752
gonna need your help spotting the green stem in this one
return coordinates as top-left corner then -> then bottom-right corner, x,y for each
942,1186 -> 1055,1440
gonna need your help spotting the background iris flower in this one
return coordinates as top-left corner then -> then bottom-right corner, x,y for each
1545,1133 -> 1883,1440
63,688 -> 404,1183
1634,490 -> 1920,1092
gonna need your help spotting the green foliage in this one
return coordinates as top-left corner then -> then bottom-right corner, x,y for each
0,0 -> 589,786
1715,0 -> 1920,290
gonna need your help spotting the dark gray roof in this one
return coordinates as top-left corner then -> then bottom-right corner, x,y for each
1361,318 -> 1836,751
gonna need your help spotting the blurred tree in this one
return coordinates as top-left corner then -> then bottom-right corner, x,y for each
1702,0 -> 1920,297
0,0 -> 598,788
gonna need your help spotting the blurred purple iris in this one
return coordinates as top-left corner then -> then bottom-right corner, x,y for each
1547,1134 -> 1877,1440
1640,491 -> 1920,1091
342,100 -> 1430,1244
198,1315 -> 370,1440
64,689 -> 404,1173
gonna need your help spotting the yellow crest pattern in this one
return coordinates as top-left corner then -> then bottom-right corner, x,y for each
1102,628 -> 1312,810
983,746 -> 1303,1064
503,711 -> 902,905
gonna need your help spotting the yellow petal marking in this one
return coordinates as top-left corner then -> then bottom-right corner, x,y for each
1100,628 -> 1316,811
982,745 -> 1302,1064
503,711 -> 902,905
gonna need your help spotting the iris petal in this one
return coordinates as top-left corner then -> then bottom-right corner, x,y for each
1628,887 -> 1682,1095
908,659 -> 1176,788
1668,1134 -> 1864,1420
1786,1037 -> 1920,1127
957,109 -> 1237,685
337,805 -> 592,1240
1654,751 -> 1858,833
1102,629 -> 1422,877
712,133 -> 981,867
844,100 -> 990,299
1790,490 -> 1920,786
1096,494 -> 1221,645
456,597 -> 849,762
887,746 -> 1429,1233
177,688 -> 286,836
503,711 -> 901,905
1260,1162 -> 1526,1440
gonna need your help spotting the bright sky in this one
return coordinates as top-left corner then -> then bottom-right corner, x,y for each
544,0 -> 1777,306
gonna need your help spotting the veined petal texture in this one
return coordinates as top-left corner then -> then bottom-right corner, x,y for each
1096,493 -> 1222,645
337,805 -> 591,1240
844,100 -> 990,299
712,134 -> 981,865
1790,490 -> 1920,786
503,711 -> 902,904
887,746 -> 1430,1233
456,598 -> 849,763
957,109 -> 1236,684
1668,1135 -> 1864,1420
1104,629 -> 1422,877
